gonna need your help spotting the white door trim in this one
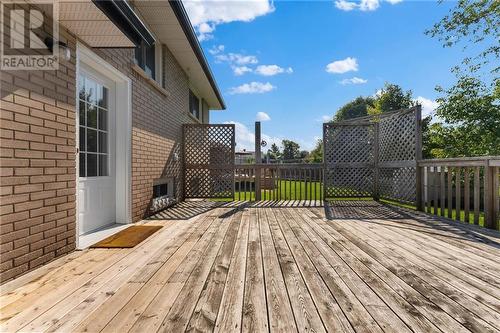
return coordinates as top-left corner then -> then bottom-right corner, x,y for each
75,43 -> 132,248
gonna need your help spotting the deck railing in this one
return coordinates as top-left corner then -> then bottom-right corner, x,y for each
234,163 -> 324,202
417,156 -> 500,229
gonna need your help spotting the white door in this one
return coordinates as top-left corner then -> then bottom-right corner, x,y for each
77,68 -> 116,235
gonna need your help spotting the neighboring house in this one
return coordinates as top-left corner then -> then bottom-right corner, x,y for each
235,150 -> 255,164
0,0 -> 225,282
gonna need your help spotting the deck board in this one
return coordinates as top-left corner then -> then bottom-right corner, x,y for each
1,201 -> 500,333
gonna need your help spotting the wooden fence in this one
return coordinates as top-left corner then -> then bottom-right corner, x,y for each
417,156 -> 500,229
233,163 -> 324,201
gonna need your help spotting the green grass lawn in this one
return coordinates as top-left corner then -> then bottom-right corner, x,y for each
380,199 -> 486,226
213,180 -> 323,202
212,180 -> 488,227
233,179 -> 323,201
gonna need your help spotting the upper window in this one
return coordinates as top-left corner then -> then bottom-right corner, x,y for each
134,42 -> 155,80
189,90 -> 200,120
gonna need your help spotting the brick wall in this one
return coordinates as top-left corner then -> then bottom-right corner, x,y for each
1,21 -> 198,283
0,29 -> 77,282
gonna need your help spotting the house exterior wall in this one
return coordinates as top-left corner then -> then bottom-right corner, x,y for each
0,29 -> 78,283
1,24 -> 203,282
93,45 -> 194,222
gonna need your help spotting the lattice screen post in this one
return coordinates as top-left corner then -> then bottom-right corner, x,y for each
255,122 -> 262,201
415,105 -> 424,211
373,121 -> 380,201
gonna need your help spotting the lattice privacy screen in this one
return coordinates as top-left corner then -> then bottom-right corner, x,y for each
323,123 -> 375,198
378,109 -> 418,203
183,124 -> 235,198
324,107 -> 420,204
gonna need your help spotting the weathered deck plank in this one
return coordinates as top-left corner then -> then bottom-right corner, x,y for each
1,201 -> 500,333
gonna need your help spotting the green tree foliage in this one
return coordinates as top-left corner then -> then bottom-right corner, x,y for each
267,143 -> 281,161
282,139 -> 301,162
426,0 -> 500,157
306,139 -> 323,163
334,96 -> 374,121
426,0 -> 499,77
334,83 -> 415,121
368,83 -> 415,115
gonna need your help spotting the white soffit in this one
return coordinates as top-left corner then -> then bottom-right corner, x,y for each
133,0 -> 222,109
59,0 -> 135,48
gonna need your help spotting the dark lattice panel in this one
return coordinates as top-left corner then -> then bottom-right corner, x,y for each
184,169 -> 233,198
323,124 -> 374,165
378,110 -> 418,203
324,168 -> 373,198
379,111 -> 416,162
379,167 -> 416,203
183,124 -> 235,198
323,123 -> 374,198
323,108 -> 419,203
184,125 -> 234,166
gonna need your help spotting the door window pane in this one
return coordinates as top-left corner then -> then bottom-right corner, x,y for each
87,154 -> 98,177
98,132 -> 107,153
87,105 -> 97,128
99,155 -> 108,176
79,127 -> 86,152
79,153 -> 86,177
99,87 -> 108,109
85,78 -> 97,104
87,129 -> 97,152
78,76 -> 85,100
98,109 -> 107,131
79,100 -> 85,126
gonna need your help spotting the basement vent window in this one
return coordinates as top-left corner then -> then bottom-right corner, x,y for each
151,177 -> 176,213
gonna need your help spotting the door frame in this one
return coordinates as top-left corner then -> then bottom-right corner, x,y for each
75,43 -> 132,247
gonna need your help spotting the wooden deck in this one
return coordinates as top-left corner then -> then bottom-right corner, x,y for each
1,201 -> 500,332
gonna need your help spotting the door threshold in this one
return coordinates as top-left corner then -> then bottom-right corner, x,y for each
78,223 -> 129,249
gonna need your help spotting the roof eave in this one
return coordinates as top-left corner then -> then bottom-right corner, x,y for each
168,0 -> 226,110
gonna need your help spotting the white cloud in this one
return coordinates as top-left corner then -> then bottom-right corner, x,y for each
208,44 -> 225,55
373,89 -> 383,97
335,0 -> 401,11
326,57 -> 359,74
225,121 -> 281,151
184,0 -> 275,41
415,96 -> 439,118
340,77 -> 368,85
256,111 -> 271,121
229,82 -> 276,95
255,65 -> 293,76
335,0 -> 358,11
316,115 -> 332,122
216,52 -> 258,65
359,0 -> 380,11
233,66 -> 253,76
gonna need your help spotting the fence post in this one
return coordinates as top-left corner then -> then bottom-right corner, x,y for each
483,158 -> 499,229
415,105 -> 424,211
255,122 -> 262,201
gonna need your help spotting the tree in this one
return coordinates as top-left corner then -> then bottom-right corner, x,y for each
282,139 -> 300,162
368,83 -> 415,115
426,0 -> 499,79
333,83 -> 415,121
306,139 -> 323,163
267,143 -> 281,161
426,0 -> 500,157
334,96 -> 374,121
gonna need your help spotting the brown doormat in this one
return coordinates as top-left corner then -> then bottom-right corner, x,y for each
90,225 -> 162,248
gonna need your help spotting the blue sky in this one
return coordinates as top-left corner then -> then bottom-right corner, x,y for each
185,0 -> 470,151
